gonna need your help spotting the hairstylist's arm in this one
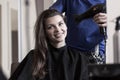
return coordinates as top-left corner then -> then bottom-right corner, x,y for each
49,0 -> 66,13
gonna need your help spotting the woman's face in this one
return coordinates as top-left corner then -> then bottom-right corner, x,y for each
45,15 -> 67,45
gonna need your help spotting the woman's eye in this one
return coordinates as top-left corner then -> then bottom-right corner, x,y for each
59,22 -> 64,26
47,25 -> 53,29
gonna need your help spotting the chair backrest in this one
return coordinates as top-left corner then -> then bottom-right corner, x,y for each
0,68 -> 7,80
11,62 -> 20,75
88,64 -> 120,80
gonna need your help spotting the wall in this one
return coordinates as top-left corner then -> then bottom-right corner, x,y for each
0,0 -> 17,78
18,0 -> 37,62
106,0 -> 120,63
0,0 -> 37,78
0,5 -> 1,66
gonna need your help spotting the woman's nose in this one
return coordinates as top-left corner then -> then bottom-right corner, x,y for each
55,26 -> 61,32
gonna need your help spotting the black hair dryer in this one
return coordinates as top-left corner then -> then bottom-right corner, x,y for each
74,3 -> 107,36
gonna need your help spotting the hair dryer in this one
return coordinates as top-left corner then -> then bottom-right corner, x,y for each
74,3 -> 107,36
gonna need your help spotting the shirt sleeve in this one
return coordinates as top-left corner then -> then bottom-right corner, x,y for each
99,39 -> 106,62
49,0 -> 66,13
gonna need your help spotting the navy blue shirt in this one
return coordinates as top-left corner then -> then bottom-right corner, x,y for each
50,0 -> 106,56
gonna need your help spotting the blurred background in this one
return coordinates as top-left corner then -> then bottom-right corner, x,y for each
0,0 -> 120,79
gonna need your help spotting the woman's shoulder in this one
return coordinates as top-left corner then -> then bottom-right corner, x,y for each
20,50 -> 34,64
27,50 -> 34,57
9,50 -> 34,80
21,49 -> 34,67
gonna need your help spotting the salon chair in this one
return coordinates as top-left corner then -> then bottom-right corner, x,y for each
88,64 -> 120,80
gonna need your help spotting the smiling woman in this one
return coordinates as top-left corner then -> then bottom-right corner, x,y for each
45,15 -> 67,48
9,9 -> 89,80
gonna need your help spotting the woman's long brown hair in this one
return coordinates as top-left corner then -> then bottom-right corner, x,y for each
33,9 -> 64,79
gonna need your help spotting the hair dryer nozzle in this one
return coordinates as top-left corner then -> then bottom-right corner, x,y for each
74,3 -> 106,22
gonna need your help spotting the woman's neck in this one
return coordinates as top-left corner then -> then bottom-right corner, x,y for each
50,42 -> 66,48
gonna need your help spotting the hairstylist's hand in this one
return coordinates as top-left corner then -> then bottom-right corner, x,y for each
93,13 -> 107,27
